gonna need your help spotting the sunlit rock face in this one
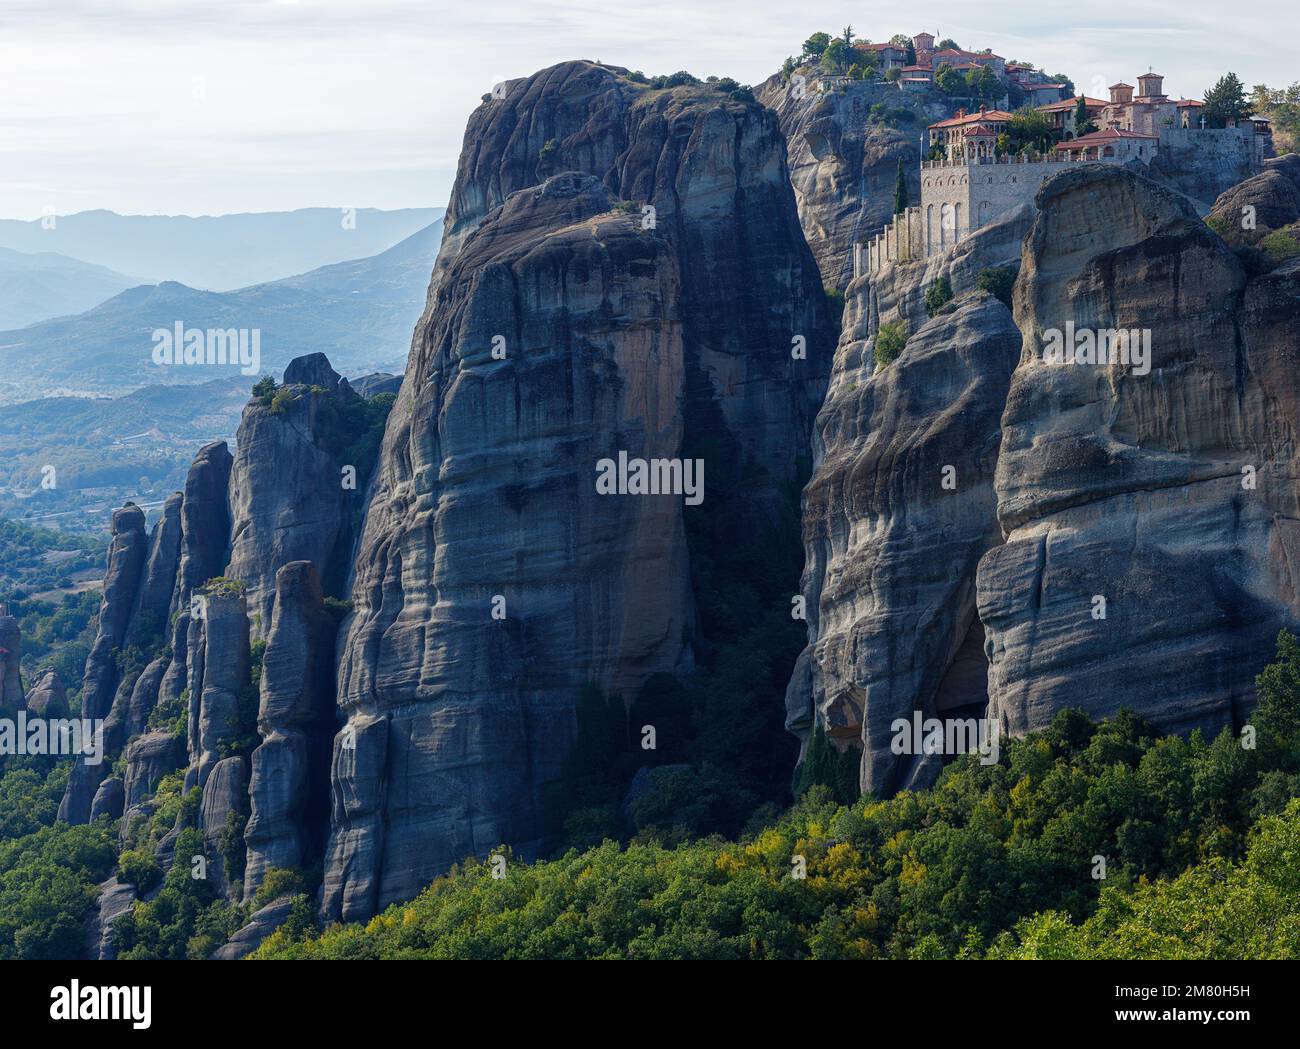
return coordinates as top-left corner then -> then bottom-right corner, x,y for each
322,61 -> 835,920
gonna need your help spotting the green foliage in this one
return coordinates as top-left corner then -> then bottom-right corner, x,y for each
924,275 -> 954,316
0,762 -> 116,959
934,63 -> 965,96
1251,82 -> 1300,152
824,285 -> 844,326
874,321 -> 908,366
866,104 -> 915,129
975,265 -> 1017,308
1002,106 -> 1054,154
1202,72 -> 1253,129
1073,95 -> 1098,136
258,631 -> 1300,960
538,138 -> 558,166
251,375 -> 277,406
937,38 -> 960,51
801,32 -> 831,61
1260,229 -> 1300,261
117,849 -> 163,894
893,157 -> 908,216
792,725 -> 860,804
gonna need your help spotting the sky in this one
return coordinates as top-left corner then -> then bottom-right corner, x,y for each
1,0 -> 1294,220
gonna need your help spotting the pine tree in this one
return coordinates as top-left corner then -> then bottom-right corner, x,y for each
1203,72 -> 1253,128
894,157 -> 908,215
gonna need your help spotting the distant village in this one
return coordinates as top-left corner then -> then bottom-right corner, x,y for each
810,31 -> 1276,271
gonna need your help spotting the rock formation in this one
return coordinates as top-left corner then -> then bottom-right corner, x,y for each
188,583 -> 251,788
174,441 -> 233,617
0,611 -> 21,713
758,74 -> 947,289
787,209 -> 1022,794
23,669 -> 67,718
323,61 -> 834,920
244,561 -> 336,897
59,504 -> 149,824
980,164 -> 1299,738
226,354 -> 360,632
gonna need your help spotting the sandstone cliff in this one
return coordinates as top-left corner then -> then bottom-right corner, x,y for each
980,164 -> 1300,738
323,61 -> 835,919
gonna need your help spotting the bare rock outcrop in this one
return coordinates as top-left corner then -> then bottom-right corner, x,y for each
122,730 -> 186,813
323,61 -> 834,920
211,896 -> 296,960
84,877 -> 135,961
243,561 -> 336,897
199,755 -> 248,900
23,668 -> 67,718
979,165 -> 1300,738
188,584 -> 251,788
758,73 -> 950,289
59,504 -> 149,824
0,613 -> 21,712
173,441 -> 233,616
1209,160 -> 1300,234
789,289 -> 1020,794
226,354 -> 360,632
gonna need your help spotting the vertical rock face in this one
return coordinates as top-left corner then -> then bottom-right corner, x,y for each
788,209 -> 1025,795
174,441 -> 233,616
200,755 -> 248,900
980,165 -> 1300,738
125,492 -> 183,648
324,61 -> 834,920
190,585 -> 251,788
758,75 -> 949,289
0,613 -> 21,712
226,355 -> 359,633
244,561 -> 336,897
122,730 -> 186,814
59,504 -> 149,824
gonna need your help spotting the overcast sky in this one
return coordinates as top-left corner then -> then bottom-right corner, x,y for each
1,0 -> 1293,220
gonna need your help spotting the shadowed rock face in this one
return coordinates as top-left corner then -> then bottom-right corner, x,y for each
788,288 -> 1020,794
244,561 -> 336,897
323,61 -> 834,920
980,165 -> 1300,738
189,587 -> 251,788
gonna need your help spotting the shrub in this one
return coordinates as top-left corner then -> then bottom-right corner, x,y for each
1260,229 -> 1300,261
975,265 -> 1017,308
924,275 -> 953,316
117,849 -> 163,893
874,321 -> 908,366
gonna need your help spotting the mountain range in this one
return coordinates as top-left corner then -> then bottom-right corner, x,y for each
0,207 -> 441,292
0,217 -> 443,404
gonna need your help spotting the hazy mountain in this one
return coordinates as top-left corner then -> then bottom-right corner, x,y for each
0,218 -> 442,404
0,246 -> 144,330
0,207 -> 442,291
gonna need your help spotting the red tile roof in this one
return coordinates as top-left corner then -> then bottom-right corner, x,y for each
1037,96 -> 1107,112
1176,99 -> 1204,107
1054,128 -> 1158,150
928,108 -> 1014,129
934,47 -> 1004,60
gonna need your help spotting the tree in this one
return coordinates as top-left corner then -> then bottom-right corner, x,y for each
1073,95 -> 1097,136
1004,106 -> 1055,153
821,39 -> 855,75
904,43 -> 917,66
934,63 -> 965,95
893,157 -> 908,215
841,25 -> 854,47
938,37 -> 960,51
802,32 -> 831,61
966,66 -> 1002,102
1203,72 -> 1253,128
